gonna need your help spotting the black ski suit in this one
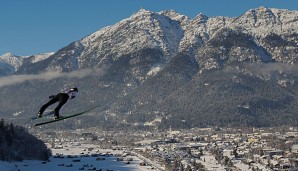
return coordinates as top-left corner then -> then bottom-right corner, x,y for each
38,90 -> 77,117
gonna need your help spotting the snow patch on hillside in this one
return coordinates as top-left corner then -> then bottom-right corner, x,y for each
147,64 -> 164,76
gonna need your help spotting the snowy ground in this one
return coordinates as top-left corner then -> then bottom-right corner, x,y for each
199,154 -> 227,171
0,143 -> 157,171
198,152 -> 270,171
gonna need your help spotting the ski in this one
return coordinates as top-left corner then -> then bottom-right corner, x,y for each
34,106 -> 99,127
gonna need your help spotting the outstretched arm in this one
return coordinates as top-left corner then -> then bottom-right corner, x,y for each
69,91 -> 78,99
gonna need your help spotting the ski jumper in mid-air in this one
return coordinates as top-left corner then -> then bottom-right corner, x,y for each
37,87 -> 78,119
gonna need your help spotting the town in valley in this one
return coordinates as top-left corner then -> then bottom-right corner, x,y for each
32,126 -> 298,171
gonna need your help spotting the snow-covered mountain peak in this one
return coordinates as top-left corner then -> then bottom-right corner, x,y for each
242,6 -> 277,24
30,52 -> 54,63
0,52 -> 22,62
80,9 -> 155,47
126,8 -> 154,22
160,9 -> 182,17
194,13 -> 208,23
160,10 -> 191,29
255,6 -> 272,12
1,52 -> 22,59
80,8 -> 155,45
160,10 -> 190,21
231,7 -> 298,37
0,53 -> 23,74
244,6 -> 274,16
78,7 -> 184,66
1,52 -> 14,58
134,8 -> 152,16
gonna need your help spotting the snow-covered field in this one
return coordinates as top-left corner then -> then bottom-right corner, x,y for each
0,144 -> 157,171
199,154 -> 226,171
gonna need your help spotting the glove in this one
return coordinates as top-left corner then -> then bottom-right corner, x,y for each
49,95 -> 56,99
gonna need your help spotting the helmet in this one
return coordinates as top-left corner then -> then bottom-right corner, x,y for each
70,87 -> 78,92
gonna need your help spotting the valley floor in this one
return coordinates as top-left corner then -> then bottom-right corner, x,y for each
0,143 -> 158,171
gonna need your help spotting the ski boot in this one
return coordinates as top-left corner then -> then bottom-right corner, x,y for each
37,112 -> 42,118
54,115 -> 64,120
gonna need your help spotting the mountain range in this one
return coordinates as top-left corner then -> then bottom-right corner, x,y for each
1,6 -> 298,130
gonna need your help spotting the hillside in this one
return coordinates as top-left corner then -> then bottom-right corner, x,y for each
0,119 -> 51,161
0,7 -> 298,129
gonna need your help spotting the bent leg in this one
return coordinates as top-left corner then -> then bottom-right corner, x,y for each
38,98 -> 59,115
54,94 -> 69,117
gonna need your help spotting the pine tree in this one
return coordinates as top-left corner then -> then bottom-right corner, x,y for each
9,123 -> 14,136
0,119 -> 4,131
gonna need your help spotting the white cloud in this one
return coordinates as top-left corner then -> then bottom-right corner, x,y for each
0,67 -> 107,88
244,63 -> 296,74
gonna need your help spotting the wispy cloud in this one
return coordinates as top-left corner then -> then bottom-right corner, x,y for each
0,67 -> 107,88
244,63 -> 296,74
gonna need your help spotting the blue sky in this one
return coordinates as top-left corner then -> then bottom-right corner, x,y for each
1,0 -> 297,56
